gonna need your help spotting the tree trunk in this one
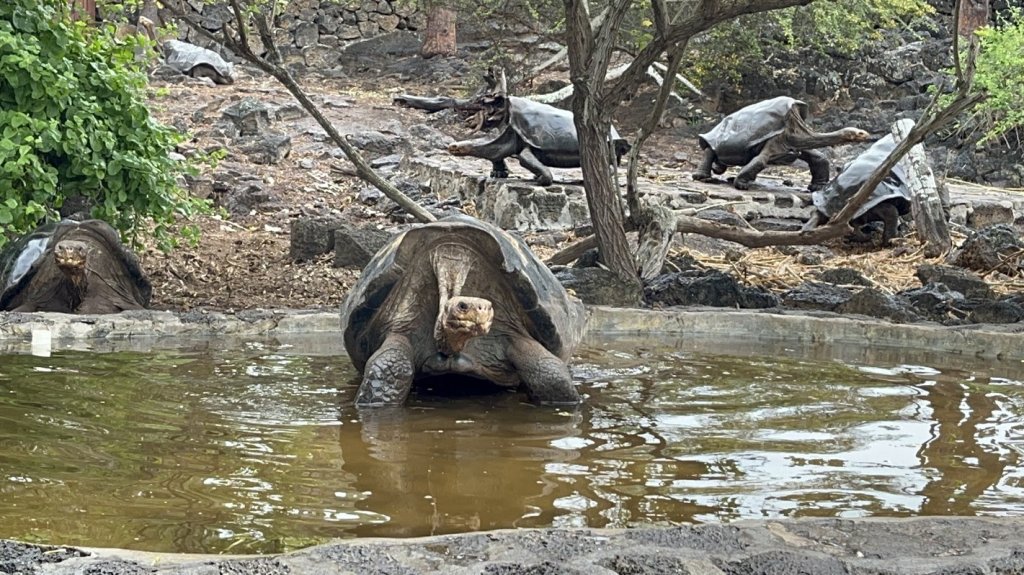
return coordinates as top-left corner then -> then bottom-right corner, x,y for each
958,0 -> 989,38
69,0 -> 96,22
563,0 -> 641,294
420,5 -> 457,59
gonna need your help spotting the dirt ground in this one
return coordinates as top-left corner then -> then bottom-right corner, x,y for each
135,61 -> 988,313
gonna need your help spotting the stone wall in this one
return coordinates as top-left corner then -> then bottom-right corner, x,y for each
175,0 -> 424,71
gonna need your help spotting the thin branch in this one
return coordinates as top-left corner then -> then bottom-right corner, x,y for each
162,2 -> 436,223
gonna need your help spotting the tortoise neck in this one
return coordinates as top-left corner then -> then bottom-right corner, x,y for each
430,243 -> 475,354
59,267 -> 88,309
787,128 -> 857,149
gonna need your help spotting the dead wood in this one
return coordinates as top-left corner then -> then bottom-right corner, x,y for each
892,119 -> 952,257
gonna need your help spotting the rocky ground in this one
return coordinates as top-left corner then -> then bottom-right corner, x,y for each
134,39 -> 1024,326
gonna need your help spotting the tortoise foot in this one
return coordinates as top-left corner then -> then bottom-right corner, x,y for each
733,179 -> 754,190
807,181 -> 828,192
356,336 -> 415,406
489,169 -> 510,179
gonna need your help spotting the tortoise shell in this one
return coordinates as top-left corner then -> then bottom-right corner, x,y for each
812,134 -> 912,219
698,96 -> 809,166
340,214 -> 586,372
0,219 -> 152,313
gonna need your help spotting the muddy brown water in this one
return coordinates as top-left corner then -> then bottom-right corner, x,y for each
0,334 -> 1022,555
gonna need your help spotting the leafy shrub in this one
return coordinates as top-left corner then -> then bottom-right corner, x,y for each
969,8 -> 1024,147
0,0 -> 208,250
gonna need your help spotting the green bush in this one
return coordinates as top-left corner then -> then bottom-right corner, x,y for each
0,0 -> 208,250
970,8 -> 1024,147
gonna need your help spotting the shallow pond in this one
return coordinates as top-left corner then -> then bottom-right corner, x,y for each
0,335 -> 1022,554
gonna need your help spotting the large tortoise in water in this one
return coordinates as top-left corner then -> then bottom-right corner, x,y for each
447,96 -> 631,186
806,134 -> 913,244
340,214 -> 586,406
0,219 -> 151,313
693,96 -> 869,191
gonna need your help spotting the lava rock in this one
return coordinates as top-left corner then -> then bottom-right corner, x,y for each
555,267 -> 644,307
221,98 -> 272,137
836,287 -> 922,323
968,300 -> 1024,324
333,224 -> 392,270
916,264 -> 994,300
900,283 -> 967,323
816,267 -> 873,287
289,215 -> 348,261
950,224 -> 1024,275
781,282 -> 854,312
644,270 -> 779,309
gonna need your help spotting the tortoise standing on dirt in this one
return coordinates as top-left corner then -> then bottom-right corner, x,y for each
805,134 -> 913,245
162,39 -> 235,85
340,214 -> 586,406
0,219 -> 152,313
693,96 -> 869,191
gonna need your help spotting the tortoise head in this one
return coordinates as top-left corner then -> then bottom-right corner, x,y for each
54,240 -> 89,274
438,296 -> 493,354
53,239 -> 90,288
842,128 -> 871,142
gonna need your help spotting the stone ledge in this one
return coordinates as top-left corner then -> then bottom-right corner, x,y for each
3,306 -> 1024,362
6,516 -> 1024,574
402,155 -> 1024,233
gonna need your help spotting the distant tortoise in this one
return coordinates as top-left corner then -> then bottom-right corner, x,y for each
162,39 -> 235,85
447,96 -> 631,186
0,219 -> 152,313
806,134 -> 913,245
693,96 -> 869,191
340,214 -> 586,406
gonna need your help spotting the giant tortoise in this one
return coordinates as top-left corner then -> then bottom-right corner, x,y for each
162,39 -> 235,85
339,214 -> 586,406
806,134 -> 913,244
0,219 -> 151,313
447,96 -> 631,186
693,96 -> 869,191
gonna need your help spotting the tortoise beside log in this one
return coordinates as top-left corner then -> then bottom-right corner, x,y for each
0,219 -> 151,313
339,214 -> 585,407
806,134 -> 914,245
693,96 -> 869,191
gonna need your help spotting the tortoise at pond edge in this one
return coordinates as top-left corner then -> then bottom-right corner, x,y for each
340,214 -> 586,406
693,96 -> 869,191
0,219 -> 151,313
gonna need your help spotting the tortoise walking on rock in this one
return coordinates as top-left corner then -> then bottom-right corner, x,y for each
0,219 -> 152,313
805,134 -> 913,245
340,215 -> 586,407
447,97 -> 630,186
693,96 -> 869,191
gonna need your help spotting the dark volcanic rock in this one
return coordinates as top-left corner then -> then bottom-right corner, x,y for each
781,282 -> 854,311
836,287 -> 923,323
289,215 -> 347,261
817,267 -> 874,287
950,224 -> 1024,275
235,132 -> 292,165
916,264 -> 994,300
555,267 -> 644,307
900,283 -> 967,323
716,550 -> 849,575
333,224 -> 392,270
968,300 -> 1024,324
644,270 -> 779,309
221,98 -> 272,136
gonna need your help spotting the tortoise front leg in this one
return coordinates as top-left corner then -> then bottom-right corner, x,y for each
868,202 -> 902,245
692,147 -> 716,182
800,149 -> 831,192
356,333 -> 415,406
490,158 -> 510,179
507,337 -> 580,406
734,153 -> 768,190
517,148 -> 554,186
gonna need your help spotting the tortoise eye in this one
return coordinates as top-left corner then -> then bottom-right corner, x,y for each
457,302 -> 469,312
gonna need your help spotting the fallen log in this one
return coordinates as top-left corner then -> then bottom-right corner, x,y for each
891,118 -> 952,257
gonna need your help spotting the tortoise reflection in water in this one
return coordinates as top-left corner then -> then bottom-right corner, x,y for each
340,215 -> 585,407
0,219 -> 151,314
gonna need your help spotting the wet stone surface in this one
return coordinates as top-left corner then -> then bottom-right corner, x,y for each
5,517 -> 1024,574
